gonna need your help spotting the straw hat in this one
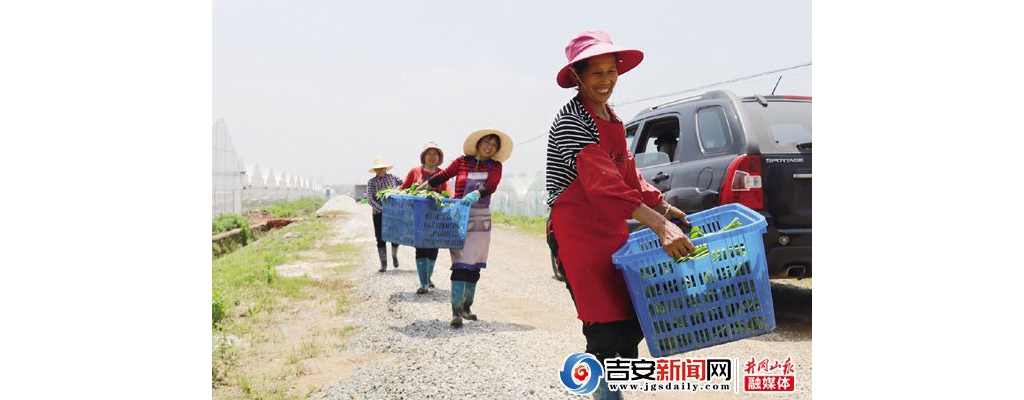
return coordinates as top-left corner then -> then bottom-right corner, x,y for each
366,156 -> 394,173
463,128 -> 513,163
556,29 -> 644,88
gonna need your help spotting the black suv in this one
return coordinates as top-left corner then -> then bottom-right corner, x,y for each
548,90 -> 811,280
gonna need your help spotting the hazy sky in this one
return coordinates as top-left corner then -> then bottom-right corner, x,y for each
214,0 -> 811,185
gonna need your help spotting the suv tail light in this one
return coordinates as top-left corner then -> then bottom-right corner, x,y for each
720,155 -> 764,210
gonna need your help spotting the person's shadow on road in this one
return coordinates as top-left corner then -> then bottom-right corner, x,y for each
388,290 -> 450,304
391,319 -> 535,338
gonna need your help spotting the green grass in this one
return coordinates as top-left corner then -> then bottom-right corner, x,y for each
329,325 -> 358,338
212,336 -> 241,387
235,374 -> 252,396
214,213 -> 251,235
212,213 -> 362,398
325,242 -> 359,259
491,212 -> 547,237
212,219 -> 330,329
213,214 -> 254,252
230,373 -> 303,400
263,197 -> 326,218
213,291 -> 227,327
286,341 -> 320,365
212,214 -> 255,259
211,216 -> 361,329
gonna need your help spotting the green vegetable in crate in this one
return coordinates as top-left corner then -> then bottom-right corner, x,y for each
376,187 -> 454,208
675,244 -> 709,262
721,217 -> 743,231
673,218 -> 743,263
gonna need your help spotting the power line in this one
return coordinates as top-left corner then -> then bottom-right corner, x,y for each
611,62 -> 811,107
516,62 -> 811,147
517,133 -> 547,147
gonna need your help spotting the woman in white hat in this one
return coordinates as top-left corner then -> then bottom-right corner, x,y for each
400,142 -> 450,294
420,128 -> 513,328
546,29 -> 695,399
366,156 -> 404,272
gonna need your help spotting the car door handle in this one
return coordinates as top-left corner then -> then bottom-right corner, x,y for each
652,172 -> 670,183
793,173 -> 812,179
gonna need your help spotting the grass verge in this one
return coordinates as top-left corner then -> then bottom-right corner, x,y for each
212,219 -> 329,325
263,197 -> 326,218
213,213 -> 362,399
491,212 -> 546,237
214,213 -> 253,236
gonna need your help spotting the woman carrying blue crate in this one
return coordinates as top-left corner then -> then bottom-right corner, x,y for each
400,142 -> 451,294
419,128 -> 512,328
546,29 -> 695,398
366,156 -> 404,273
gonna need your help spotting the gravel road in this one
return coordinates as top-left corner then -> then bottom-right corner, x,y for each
312,202 -> 811,399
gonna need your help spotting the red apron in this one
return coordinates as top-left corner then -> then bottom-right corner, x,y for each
551,102 -> 660,323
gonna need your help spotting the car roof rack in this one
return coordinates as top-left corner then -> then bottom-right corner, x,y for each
649,93 -> 706,110
741,94 -> 812,102
634,90 -> 736,118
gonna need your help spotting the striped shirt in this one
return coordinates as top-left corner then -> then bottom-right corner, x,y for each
546,96 -> 601,206
366,173 -> 402,214
427,156 -> 502,199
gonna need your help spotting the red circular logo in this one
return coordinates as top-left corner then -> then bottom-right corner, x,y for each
573,364 -> 589,381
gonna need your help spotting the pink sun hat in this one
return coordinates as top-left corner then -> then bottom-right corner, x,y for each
419,142 -> 444,165
556,29 -> 644,88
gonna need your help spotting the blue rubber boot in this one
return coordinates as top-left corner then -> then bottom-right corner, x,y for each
415,258 -> 429,294
461,282 -> 478,320
426,259 -> 436,289
593,377 -> 621,400
450,281 -> 466,328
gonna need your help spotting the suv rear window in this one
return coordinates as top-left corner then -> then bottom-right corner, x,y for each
696,106 -> 732,153
744,101 -> 812,146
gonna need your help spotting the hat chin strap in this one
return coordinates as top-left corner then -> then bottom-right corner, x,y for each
572,69 -> 604,104
571,69 -> 593,97
572,69 -> 610,120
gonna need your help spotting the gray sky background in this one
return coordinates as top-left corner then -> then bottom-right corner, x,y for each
214,0 -> 811,186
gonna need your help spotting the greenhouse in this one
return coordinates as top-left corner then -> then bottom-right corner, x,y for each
212,119 -> 323,217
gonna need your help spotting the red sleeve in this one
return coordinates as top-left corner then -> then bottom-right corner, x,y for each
436,179 -> 449,193
428,157 -> 462,187
481,161 -> 502,195
632,164 -> 663,208
400,168 -> 417,189
576,144 -> 644,220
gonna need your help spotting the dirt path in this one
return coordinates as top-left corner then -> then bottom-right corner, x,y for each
310,205 -> 811,399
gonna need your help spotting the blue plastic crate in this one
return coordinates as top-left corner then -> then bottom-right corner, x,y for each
381,194 -> 470,249
611,203 -> 776,357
